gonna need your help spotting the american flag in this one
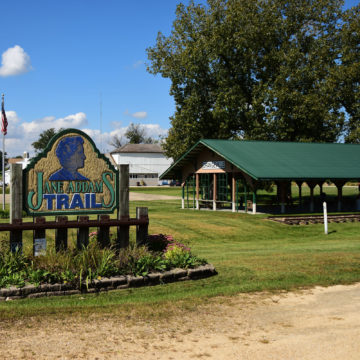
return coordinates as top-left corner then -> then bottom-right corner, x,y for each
1,96 -> 7,136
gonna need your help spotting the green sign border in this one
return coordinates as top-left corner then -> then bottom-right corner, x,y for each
23,128 -> 119,216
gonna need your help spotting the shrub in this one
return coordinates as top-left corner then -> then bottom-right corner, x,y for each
0,209 -> 9,219
145,234 -> 174,252
0,233 -> 208,288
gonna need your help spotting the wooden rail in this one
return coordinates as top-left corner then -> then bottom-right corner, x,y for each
1,216 -> 148,231
7,211 -> 149,254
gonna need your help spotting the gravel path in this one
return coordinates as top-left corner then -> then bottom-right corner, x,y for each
1,283 -> 360,359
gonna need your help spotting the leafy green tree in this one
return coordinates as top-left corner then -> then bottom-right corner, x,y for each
337,4 -> 360,143
125,123 -> 156,144
125,123 -> 146,144
32,128 -> 63,154
147,0 -> 345,159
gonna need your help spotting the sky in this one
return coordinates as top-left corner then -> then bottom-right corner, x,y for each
0,0 -> 358,157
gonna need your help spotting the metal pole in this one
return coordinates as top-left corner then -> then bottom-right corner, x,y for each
2,132 -> 5,211
323,201 -> 328,235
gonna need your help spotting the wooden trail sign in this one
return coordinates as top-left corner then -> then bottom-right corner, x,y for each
23,129 -> 119,216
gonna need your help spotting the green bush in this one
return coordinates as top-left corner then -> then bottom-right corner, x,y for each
0,209 -> 9,219
0,234 -> 207,289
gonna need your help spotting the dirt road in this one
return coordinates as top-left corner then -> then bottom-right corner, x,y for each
129,192 -> 181,201
1,283 -> 359,359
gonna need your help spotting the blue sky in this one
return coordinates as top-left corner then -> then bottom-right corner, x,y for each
0,0 -> 358,156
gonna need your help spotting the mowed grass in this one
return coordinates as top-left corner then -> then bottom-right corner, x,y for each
1,197 -> 360,320
130,184 -> 360,206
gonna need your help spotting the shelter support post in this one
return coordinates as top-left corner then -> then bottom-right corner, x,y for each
307,181 -> 317,213
252,189 -> 257,215
192,174 -> 195,209
296,181 -> 303,209
181,184 -> 185,209
232,175 -> 236,212
213,173 -> 217,211
334,180 -> 346,212
196,173 -> 199,210
244,180 -> 248,213
186,179 -> 189,208
278,181 -> 287,214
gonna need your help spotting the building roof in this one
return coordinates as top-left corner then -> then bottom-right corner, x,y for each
8,158 -> 23,164
160,139 -> 360,181
110,143 -> 163,154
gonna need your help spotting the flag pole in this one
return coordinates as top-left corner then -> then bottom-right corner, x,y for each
2,94 -> 5,211
2,128 -> 4,211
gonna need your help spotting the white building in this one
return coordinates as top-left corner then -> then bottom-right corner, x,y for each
110,144 -> 173,186
5,152 -> 32,184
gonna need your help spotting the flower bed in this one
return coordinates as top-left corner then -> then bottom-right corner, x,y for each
0,233 -> 217,300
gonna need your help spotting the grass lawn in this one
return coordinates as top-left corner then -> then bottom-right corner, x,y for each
1,197 -> 360,320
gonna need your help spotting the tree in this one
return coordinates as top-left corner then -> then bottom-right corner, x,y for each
147,0 -> 346,160
124,123 -> 155,144
337,4 -> 360,143
109,134 -> 123,149
32,128 -> 63,154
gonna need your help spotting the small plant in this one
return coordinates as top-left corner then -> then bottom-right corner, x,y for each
0,232 -> 208,289
133,254 -> 167,276
146,234 -> 174,252
0,209 -> 9,219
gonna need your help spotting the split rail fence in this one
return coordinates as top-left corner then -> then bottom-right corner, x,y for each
3,164 -> 148,255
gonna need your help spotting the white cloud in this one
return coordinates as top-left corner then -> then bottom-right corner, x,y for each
123,109 -> 148,119
2,110 -> 168,157
132,60 -> 144,69
141,124 -> 168,138
3,112 -> 88,156
132,111 -> 148,119
84,123 -> 168,153
110,121 -> 122,129
21,112 -> 87,136
0,45 -> 32,77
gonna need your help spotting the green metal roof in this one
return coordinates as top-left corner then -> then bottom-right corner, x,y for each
160,139 -> 360,180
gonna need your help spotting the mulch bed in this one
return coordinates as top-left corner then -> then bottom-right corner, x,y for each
268,214 -> 360,225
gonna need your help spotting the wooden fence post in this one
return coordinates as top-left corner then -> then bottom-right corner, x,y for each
77,216 -> 89,249
97,214 -> 110,248
55,216 -> 68,251
33,217 -> 46,256
10,163 -> 23,252
136,207 -> 148,246
117,164 -> 129,249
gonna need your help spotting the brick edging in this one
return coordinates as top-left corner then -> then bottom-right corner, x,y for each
0,264 -> 217,301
